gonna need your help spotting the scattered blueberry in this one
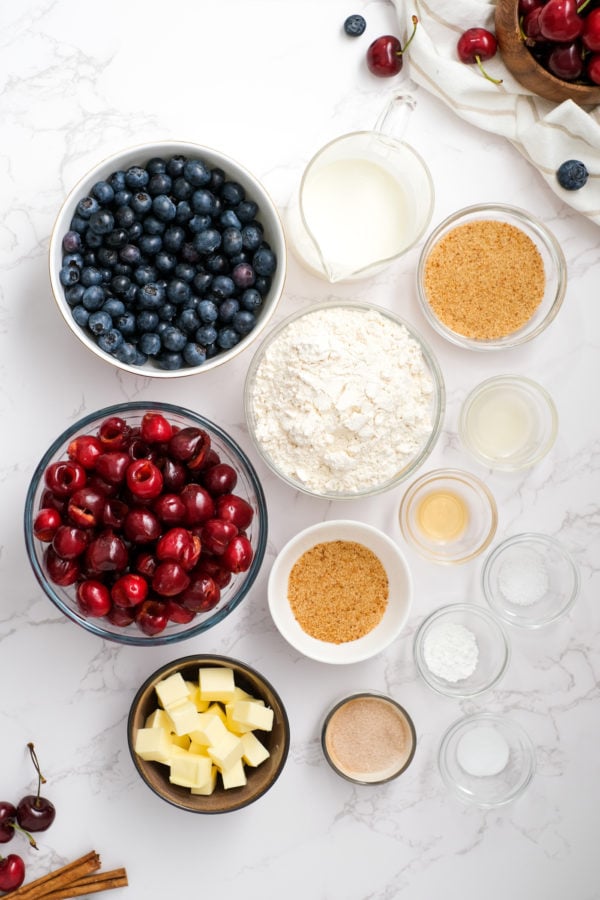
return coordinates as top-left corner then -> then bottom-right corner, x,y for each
556,160 -> 589,191
344,14 -> 367,36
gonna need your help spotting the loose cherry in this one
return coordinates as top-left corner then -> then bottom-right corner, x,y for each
16,744 -> 56,834
457,28 -> 502,83
33,508 -> 62,542
153,493 -> 186,525
0,802 -> 37,849
0,853 -> 26,892
366,16 -> 418,76
94,451 -> 130,485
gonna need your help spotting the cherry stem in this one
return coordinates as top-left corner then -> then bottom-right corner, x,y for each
9,821 -> 38,850
27,742 -> 47,804
578,0 -> 592,14
398,15 -> 419,56
475,55 -> 503,85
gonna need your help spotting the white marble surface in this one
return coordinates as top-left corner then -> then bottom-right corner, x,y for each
1,1 -> 599,898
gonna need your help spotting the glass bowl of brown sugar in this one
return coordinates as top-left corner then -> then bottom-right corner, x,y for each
416,204 -> 567,351
267,520 -> 412,664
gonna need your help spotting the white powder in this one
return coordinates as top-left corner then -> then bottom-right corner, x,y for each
456,725 -> 510,777
423,622 -> 479,683
497,548 -> 549,607
250,307 -> 435,494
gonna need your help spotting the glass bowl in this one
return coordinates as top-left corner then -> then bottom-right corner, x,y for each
482,533 -> 580,629
244,301 -> 445,499
416,204 -> 567,351
413,603 -> 510,699
49,140 -> 287,377
398,468 -> 498,564
321,692 -> 417,784
459,375 -> 558,471
24,402 -> 267,646
267,519 -> 412,664
438,712 -> 536,807
127,654 -> 290,813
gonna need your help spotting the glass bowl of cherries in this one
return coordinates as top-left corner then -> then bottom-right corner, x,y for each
24,402 -> 267,645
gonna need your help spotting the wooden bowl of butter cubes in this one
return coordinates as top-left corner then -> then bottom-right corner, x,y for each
127,655 -> 290,813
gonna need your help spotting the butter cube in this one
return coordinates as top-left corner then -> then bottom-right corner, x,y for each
191,765 -> 218,796
240,731 -> 270,767
206,702 -> 227,724
198,667 -> 236,702
166,700 -> 200,736
134,727 -> 172,763
166,744 -> 190,761
207,731 -> 244,771
225,704 -> 254,735
155,672 -> 189,709
189,713 -> 229,747
145,708 -> 171,730
221,758 -> 247,790
170,732 -> 191,750
230,700 -> 274,732
169,753 -> 213,789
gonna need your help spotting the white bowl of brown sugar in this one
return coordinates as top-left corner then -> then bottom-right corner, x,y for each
416,204 -> 567,351
267,520 -> 412,664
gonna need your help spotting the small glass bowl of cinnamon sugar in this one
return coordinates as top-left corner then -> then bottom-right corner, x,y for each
416,204 -> 567,351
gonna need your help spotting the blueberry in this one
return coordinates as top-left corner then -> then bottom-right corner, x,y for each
198,298 -> 218,323
205,253 -> 229,275
102,298 -> 126,318
158,351 -> 184,370
241,288 -> 262,311
139,331 -> 162,356
80,266 -> 103,287
127,221 -> 143,242
175,201 -> 193,224
65,284 -> 85,306
92,180 -> 115,205
163,225 -> 186,252
210,167 -> 226,191
183,159 -> 211,186
255,275 -> 271,296
191,189 -> 217,215
131,191 -> 152,216
148,172 -> 172,196
62,230 -> 83,253
241,223 -> 263,250
236,200 -> 258,223
220,209 -> 242,229
176,308 -> 200,334
166,278 -> 190,305
232,310 -> 256,335
72,305 -> 90,327
109,170 -> 126,192
181,243 -> 200,265
143,215 -> 166,235
253,246 -> 276,276
114,205 -> 136,229
138,233 -> 163,256
194,228 -> 222,254
59,265 -> 80,286
232,262 -> 255,289
344,14 -> 366,36
136,310 -> 159,332
97,247 -> 119,268
116,311 -> 137,338
166,155 -> 187,178
114,341 -> 138,364
111,275 -> 132,296
82,285 -> 105,310
114,189 -> 132,207
85,231 -> 103,248
152,194 -> 177,221
97,328 -> 124,354
174,262 -> 195,283
222,227 -> 243,256
134,264 -> 157,286
211,275 -> 235,299
125,166 -> 149,190
217,327 -> 240,350
221,181 -> 245,206
556,159 -> 589,190
155,251 -> 177,273
89,209 -> 114,235
146,157 -> 167,175
137,282 -> 166,309
218,298 -> 239,323
105,228 -> 128,249
120,244 -> 143,267
182,342 -> 207,366
195,324 -> 217,345
193,272 -> 212,294
88,310 -> 113,336
76,196 -> 100,219
158,301 -> 176,321
173,177 -> 194,201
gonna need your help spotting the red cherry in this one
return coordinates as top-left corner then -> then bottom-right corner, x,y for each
136,599 -> 169,636
67,434 -> 102,469
67,486 -> 106,528
201,463 -> 238,495
179,483 -> 215,526
107,605 -> 136,627
44,460 -> 87,497
547,41 -> 583,79
587,52 -> 600,83
94,451 -> 130,484
44,546 -> 80,586
33,508 -> 62,542
522,7 -> 545,40
140,411 -> 173,444
156,527 -> 201,571
135,551 -> 158,578
111,573 -> 149,608
518,0 -> 543,14
51,525 -> 89,560
168,427 -> 211,470
221,534 -> 254,574
98,416 -> 130,449
539,0 -> 583,42
126,459 -> 163,500
216,494 -> 254,530
101,497 -> 129,528
195,557 -> 232,589
457,28 -> 502,83
201,518 -> 238,555
583,9 -> 600,52
165,599 -> 196,624
152,561 -> 191,597
77,579 -> 112,617
16,744 -> 56,834
153,492 -> 186,525
0,803 -> 17,844
84,530 -> 128,574
180,574 -> 221,613
0,853 -> 25,891
160,457 -> 187,492
366,16 -> 418,77
123,507 -> 161,544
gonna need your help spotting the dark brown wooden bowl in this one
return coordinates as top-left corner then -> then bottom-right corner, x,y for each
495,0 -> 600,107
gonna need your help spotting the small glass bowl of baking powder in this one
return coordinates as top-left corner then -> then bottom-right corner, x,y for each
438,712 -> 536,807
482,533 -> 580,629
416,204 -> 566,351
321,692 -> 417,785
413,603 -> 510,698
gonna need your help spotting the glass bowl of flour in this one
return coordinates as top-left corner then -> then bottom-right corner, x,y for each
413,603 -> 510,699
243,301 -> 445,499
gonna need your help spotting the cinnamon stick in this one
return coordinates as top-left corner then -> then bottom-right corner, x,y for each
9,851 -> 101,899
43,867 -> 128,899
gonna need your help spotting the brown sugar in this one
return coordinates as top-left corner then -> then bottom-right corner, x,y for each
287,540 -> 388,643
423,220 -> 545,340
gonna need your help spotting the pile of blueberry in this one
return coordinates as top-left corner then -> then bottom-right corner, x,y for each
59,155 -> 278,370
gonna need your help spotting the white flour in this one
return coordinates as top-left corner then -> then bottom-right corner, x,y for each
250,307 -> 435,494
423,622 -> 479,683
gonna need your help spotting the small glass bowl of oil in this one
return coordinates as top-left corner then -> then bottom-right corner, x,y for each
399,468 -> 498,564
458,375 -> 558,471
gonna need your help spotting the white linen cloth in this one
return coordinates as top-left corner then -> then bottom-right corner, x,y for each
393,0 -> 600,225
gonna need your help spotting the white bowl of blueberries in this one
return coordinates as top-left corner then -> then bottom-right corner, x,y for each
49,141 -> 287,376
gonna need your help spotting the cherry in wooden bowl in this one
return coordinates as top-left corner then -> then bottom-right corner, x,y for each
495,0 -> 600,106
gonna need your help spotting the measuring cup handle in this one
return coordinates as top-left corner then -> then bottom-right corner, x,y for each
373,91 -> 417,140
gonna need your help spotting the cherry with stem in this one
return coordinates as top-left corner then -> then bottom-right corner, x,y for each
16,743 -> 56,833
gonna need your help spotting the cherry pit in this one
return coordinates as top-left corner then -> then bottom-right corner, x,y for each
32,410 -> 256,637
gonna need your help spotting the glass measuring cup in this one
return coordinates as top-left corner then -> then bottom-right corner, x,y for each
286,92 -> 435,283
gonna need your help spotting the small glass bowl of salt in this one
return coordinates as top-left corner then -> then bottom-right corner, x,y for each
482,533 -> 580,629
438,712 -> 536,807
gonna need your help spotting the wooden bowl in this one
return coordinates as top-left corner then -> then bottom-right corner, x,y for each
495,0 -> 600,107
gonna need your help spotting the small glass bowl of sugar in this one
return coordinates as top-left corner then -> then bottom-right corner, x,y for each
413,603 -> 510,699
438,712 -> 536,807
482,533 -> 580,629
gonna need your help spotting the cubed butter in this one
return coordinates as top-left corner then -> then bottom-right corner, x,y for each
198,667 -> 236,702
230,700 -> 274,732
189,713 -> 229,747
191,765 -> 218,796
166,699 -> 201,736
170,732 -> 191,750
240,731 -> 270,767
221,758 -> 247,790
145,708 -> 172,730
155,672 -> 189,709
206,702 -> 227,724
134,727 -> 172,763
169,753 -> 213,789
207,730 -> 244,771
